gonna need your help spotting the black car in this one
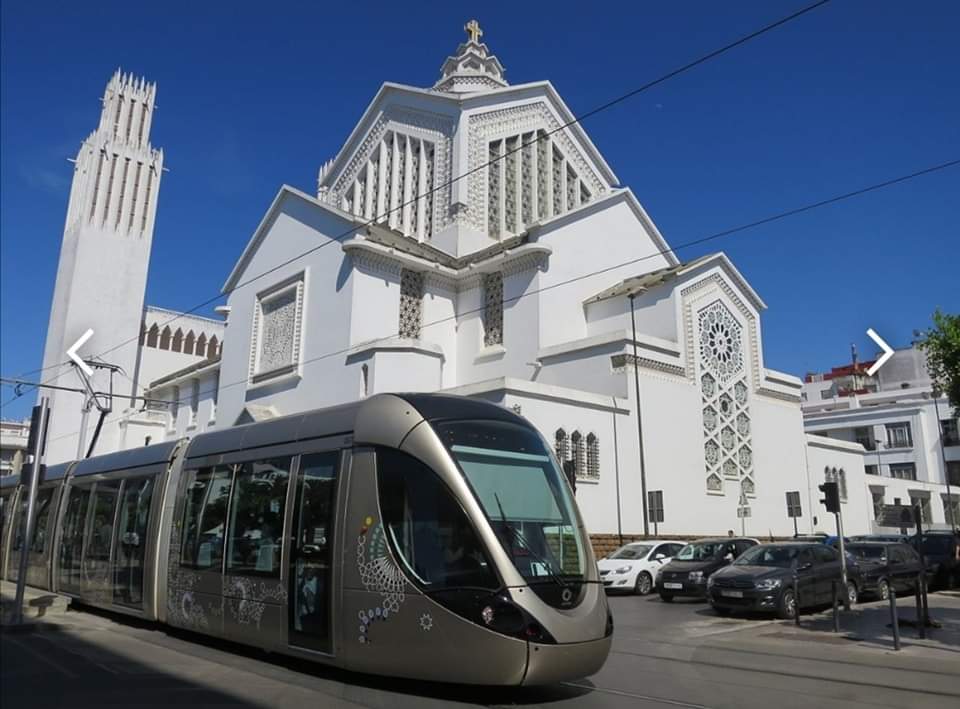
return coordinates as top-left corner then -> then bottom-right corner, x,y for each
656,537 -> 758,601
846,542 -> 923,600
909,531 -> 960,590
707,543 -> 859,619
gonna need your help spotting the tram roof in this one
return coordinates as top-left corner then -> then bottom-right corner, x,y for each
184,400 -> 362,460
42,461 -> 73,482
183,393 -> 526,461
72,440 -> 181,479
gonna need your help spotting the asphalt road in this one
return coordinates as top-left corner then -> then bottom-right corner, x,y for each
2,592 -> 959,709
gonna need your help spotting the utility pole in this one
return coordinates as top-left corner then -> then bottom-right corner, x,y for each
628,293 -> 650,538
13,398 -> 50,625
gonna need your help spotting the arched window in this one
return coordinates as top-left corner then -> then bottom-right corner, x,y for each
171,328 -> 183,353
183,331 -> 195,356
207,335 -> 219,359
555,428 -> 569,464
838,468 -> 847,501
571,431 -> 585,479
586,433 -> 599,479
159,326 -> 172,350
195,334 -> 207,359
146,324 -> 159,348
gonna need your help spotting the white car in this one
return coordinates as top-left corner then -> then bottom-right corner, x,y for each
598,540 -> 687,595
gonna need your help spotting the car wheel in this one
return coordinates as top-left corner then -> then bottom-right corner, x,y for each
846,581 -> 859,606
659,593 -> 674,603
877,579 -> 890,601
635,572 -> 653,596
777,589 -> 797,620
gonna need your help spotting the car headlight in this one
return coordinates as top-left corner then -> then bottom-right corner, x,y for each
688,571 -> 704,582
754,578 -> 782,591
615,566 -> 631,575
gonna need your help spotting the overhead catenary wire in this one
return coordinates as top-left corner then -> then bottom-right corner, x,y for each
0,0 -> 831,410
27,156 -> 960,448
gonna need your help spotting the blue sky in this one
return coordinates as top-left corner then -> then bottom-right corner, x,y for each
1,1 -> 958,419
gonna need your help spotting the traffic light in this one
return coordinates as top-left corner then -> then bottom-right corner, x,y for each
819,481 -> 840,513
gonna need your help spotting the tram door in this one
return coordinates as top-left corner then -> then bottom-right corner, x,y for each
288,452 -> 340,653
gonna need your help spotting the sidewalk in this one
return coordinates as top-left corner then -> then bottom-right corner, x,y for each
0,579 -> 71,628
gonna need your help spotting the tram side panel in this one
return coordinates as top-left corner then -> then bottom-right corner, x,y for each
339,447 -> 529,686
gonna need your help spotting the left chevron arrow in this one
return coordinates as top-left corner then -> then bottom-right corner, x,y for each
66,329 -> 94,377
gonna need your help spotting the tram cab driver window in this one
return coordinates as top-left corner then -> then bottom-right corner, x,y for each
377,449 -> 498,591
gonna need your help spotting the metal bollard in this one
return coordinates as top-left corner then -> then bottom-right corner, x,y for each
832,580 -> 840,633
888,580 -> 900,651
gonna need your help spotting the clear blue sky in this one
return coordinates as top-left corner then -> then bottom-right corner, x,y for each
1,1 -> 958,419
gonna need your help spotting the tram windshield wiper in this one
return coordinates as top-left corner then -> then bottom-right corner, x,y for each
493,493 -> 569,589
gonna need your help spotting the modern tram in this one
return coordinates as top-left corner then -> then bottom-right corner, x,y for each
0,393 -> 612,685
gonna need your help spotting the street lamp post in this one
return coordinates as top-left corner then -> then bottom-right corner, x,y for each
932,390 -> 958,534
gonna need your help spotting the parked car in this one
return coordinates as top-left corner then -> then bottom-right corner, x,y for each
598,540 -> 687,595
909,530 -> 960,590
707,542 -> 859,619
846,542 -> 923,600
656,537 -> 758,601
849,534 -> 907,543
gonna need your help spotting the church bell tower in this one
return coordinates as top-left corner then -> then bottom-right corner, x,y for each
39,70 -> 164,463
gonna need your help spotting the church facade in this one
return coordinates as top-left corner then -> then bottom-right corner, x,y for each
40,28 -> 876,539
176,28 -> 823,538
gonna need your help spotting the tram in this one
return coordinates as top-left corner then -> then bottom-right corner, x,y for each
0,394 -> 611,685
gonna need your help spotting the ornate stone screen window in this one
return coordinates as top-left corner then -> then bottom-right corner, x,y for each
555,429 -> 569,463
571,431 -> 585,478
697,300 -> 753,495
482,272 -> 503,346
398,269 -> 423,339
249,274 -> 305,384
485,129 -> 593,239
585,433 -> 600,480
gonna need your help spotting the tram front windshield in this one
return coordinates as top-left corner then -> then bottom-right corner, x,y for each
437,420 -> 585,585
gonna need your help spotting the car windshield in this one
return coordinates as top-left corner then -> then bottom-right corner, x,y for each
847,546 -> 886,561
675,542 -> 728,561
734,545 -> 801,567
610,544 -> 653,560
437,420 -> 585,584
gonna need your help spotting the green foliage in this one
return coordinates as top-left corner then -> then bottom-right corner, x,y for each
917,309 -> 960,416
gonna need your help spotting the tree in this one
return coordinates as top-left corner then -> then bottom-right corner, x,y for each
917,309 -> 960,416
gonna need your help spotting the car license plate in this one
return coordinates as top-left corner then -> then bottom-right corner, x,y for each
720,590 -> 744,598
664,582 -> 683,590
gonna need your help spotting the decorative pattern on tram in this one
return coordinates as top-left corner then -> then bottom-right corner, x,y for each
356,516 -> 407,644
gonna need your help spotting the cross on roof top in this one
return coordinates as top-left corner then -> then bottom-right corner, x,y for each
464,19 -> 483,43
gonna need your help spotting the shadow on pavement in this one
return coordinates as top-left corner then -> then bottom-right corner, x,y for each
31,603 -> 595,708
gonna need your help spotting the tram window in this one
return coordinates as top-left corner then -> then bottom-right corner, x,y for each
87,481 -> 121,562
377,448 -> 499,591
180,466 -> 233,571
29,488 -> 55,553
59,486 -> 92,589
226,458 -> 290,577
114,476 -> 155,607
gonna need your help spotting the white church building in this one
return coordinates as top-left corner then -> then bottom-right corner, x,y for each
40,26 -> 877,541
